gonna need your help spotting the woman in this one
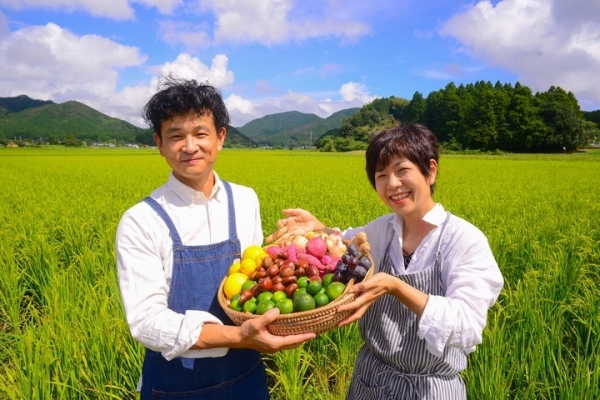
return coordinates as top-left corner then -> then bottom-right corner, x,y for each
267,124 -> 504,399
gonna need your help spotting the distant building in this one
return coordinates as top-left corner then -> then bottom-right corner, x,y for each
7,142 -> 18,148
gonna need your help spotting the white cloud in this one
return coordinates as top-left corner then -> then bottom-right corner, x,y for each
163,0 -> 371,47
0,23 -> 146,100
159,20 -> 211,49
441,0 -> 600,109
0,11 -> 8,38
0,0 -> 136,20
0,0 -> 181,19
0,22 -> 240,126
132,0 -> 182,14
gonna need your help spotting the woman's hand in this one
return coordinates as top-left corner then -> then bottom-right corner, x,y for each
265,208 -> 326,243
336,272 -> 429,326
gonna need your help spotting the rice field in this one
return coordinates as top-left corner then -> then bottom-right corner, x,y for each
0,147 -> 599,399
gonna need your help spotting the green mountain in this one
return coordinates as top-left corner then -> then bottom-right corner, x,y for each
0,95 -> 54,114
0,95 -> 256,147
237,108 -> 360,147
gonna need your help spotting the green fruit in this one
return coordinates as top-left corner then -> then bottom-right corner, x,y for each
326,282 -> 346,301
307,280 -> 322,296
275,298 -> 294,314
243,299 -> 257,314
322,273 -> 334,289
314,293 -> 330,308
257,291 -> 274,303
297,276 -> 309,288
229,298 -> 243,311
256,300 -> 275,315
242,280 -> 257,292
272,291 -> 287,302
293,292 -> 316,312
293,287 -> 307,300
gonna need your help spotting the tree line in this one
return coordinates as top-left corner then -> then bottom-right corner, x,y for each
317,81 -> 599,153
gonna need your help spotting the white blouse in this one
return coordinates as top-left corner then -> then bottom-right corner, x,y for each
116,172 -> 263,361
343,204 -> 504,358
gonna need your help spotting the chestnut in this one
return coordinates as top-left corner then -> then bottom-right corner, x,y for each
285,283 -> 299,298
279,264 -> 295,278
296,258 -> 309,269
272,275 -> 283,284
239,290 -> 253,306
282,275 -> 298,286
306,265 -> 319,277
262,256 -> 273,268
272,282 -> 286,293
293,266 -> 306,277
267,265 -> 280,278
259,277 -> 273,292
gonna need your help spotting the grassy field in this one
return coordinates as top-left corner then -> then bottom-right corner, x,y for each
0,147 -> 599,399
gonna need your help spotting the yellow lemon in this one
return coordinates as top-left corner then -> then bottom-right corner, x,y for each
240,258 -> 257,275
228,261 -> 241,275
242,245 -> 263,261
224,273 -> 248,299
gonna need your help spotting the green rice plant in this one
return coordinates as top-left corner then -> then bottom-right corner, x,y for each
0,147 -> 599,399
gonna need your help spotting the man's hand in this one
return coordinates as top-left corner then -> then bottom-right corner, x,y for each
238,308 -> 316,353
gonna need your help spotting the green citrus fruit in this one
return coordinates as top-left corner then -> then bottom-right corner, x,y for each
314,293 -> 330,308
243,299 -> 257,314
229,298 -> 243,311
307,280 -> 322,296
275,298 -> 294,314
242,280 -> 257,292
297,276 -> 309,288
293,287 -> 307,300
326,282 -> 346,301
272,291 -> 287,302
257,291 -> 274,303
293,292 -> 316,312
321,273 -> 334,289
256,300 -> 275,315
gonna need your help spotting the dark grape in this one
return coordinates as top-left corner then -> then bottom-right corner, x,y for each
358,257 -> 372,269
335,262 -> 348,273
346,244 -> 359,257
347,256 -> 358,269
352,266 -> 367,279
341,253 -> 350,264
333,270 -> 345,282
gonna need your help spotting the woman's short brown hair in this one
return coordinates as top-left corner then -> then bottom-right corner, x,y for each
365,123 -> 439,194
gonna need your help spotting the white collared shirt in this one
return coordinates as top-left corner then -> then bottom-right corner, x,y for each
343,204 -> 504,357
116,172 -> 263,362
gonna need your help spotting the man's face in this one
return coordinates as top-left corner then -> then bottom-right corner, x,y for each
154,111 -> 226,192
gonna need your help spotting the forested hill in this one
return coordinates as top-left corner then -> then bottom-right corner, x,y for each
237,108 -> 359,147
0,95 -> 257,148
318,81 -> 600,153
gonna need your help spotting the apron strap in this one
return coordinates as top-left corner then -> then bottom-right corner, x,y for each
221,180 -> 238,240
434,212 -> 452,293
143,197 -> 183,246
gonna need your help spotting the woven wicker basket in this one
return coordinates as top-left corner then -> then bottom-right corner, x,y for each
218,265 -> 373,336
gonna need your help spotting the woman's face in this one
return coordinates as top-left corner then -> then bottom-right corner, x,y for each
374,155 -> 437,220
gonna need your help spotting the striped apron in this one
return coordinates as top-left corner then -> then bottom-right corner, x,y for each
347,212 -> 467,399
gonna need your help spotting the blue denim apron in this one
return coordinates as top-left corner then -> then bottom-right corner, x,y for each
140,181 -> 268,400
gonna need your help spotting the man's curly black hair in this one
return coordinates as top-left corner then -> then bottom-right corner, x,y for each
143,76 -> 230,137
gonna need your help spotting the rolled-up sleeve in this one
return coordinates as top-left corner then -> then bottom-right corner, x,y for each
418,235 -> 504,357
116,209 -> 228,361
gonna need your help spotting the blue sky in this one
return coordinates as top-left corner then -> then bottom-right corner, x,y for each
0,0 -> 599,128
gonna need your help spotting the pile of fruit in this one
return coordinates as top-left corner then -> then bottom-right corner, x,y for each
222,231 -> 372,316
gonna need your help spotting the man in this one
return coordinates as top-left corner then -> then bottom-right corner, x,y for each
116,78 -> 314,399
